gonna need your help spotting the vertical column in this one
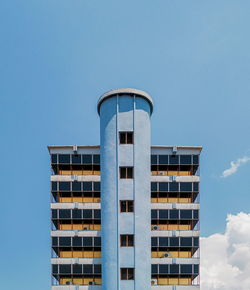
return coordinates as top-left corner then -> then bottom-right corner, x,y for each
98,89 -> 153,290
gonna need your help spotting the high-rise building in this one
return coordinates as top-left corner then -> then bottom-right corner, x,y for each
49,89 -> 201,290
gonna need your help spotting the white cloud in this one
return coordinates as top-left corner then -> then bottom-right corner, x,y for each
221,157 -> 250,178
201,213 -> 250,290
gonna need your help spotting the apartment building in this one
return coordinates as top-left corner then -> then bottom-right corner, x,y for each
49,88 -> 201,290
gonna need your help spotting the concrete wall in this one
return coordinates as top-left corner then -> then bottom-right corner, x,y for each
100,95 -> 152,290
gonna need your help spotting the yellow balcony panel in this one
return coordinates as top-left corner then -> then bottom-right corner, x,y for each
158,278 -> 169,285
179,224 -> 191,230
179,198 -> 191,203
59,197 -> 72,203
72,170 -> 83,175
94,251 -> 102,258
73,251 -> 83,258
60,251 -> 73,258
59,224 -> 72,230
179,278 -> 192,285
93,198 -> 101,203
83,197 -> 94,203
59,170 -> 72,175
73,278 -> 83,285
72,197 -> 83,203
72,224 -> 84,230
60,278 -> 72,285
83,278 -> 94,285
179,171 -> 191,176
168,198 -> 178,203
82,170 -> 94,175
93,171 -> 101,175
169,278 -> 179,285
94,278 -> 102,285
93,224 -> 101,230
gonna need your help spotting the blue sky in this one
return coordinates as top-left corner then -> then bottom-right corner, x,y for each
1,1 -> 250,289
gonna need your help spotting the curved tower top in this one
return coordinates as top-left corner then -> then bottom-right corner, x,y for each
97,88 -> 154,115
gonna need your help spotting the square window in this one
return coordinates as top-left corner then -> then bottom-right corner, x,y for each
159,264 -> 169,274
73,264 -> 82,274
83,237 -> 93,247
169,182 -> 179,192
159,155 -> 168,165
159,182 -> 168,191
169,209 -> 179,219
72,154 -> 81,164
121,268 -> 134,280
120,200 -> 134,213
72,237 -> 82,247
82,155 -> 92,164
120,167 -> 133,179
169,237 -> 179,247
159,210 -> 168,219
83,182 -> 92,191
94,237 -> 101,247
170,264 -> 179,274
169,155 -> 179,165
119,132 -> 133,144
180,237 -> 192,247
94,182 -> 101,191
120,235 -> 134,247
72,209 -> 82,219
159,237 -> 168,247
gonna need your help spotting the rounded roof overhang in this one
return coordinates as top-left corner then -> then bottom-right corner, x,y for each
97,88 -> 154,115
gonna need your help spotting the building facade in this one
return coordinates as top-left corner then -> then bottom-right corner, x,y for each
49,89 -> 201,290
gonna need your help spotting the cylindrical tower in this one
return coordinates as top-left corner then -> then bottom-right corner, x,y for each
98,89 -> 153,290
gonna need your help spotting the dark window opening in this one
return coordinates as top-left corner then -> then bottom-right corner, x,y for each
121,268 -> 134,280
120,235 -> 134,247
119,132 -> 133,144
120,200 -> 134,213
120,167 -> 133,179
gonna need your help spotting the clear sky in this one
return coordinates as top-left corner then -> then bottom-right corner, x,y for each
1,1 -> 250,289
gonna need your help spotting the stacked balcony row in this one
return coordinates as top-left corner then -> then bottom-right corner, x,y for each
50,153 -> 200,176
51,181 -> 199,204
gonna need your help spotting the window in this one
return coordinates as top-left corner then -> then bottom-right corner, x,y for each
72,237 -> 82,247
151,182 -> 157,191
120,235 -> 134,247
60,265 -> 71,274
93,154 -> 100,164
120,167 -> 133,179
119,132 -> 133,144
159,210 -> 168,219
72,209 -> 82,219
72,154 -> 81,164
159,155 -> 168,164
169,237 -> 179,247
83,182 -> 92,191
121,268 -> 134,280
180,237 -> 192,247
181,264 -> 192,274
152,237 -> 158,247
151,155 -> 157,165
180,155 -> 192,165
72,181 -> 81,191
193,155 -> 199,165
59,209 -> 71,219
152,264 -> 158,274
58,154 -> 70,164
59,182 -> 70,191
169,210 -> 179,219
180,182 -> 192,192
83,237 -> 92,247
180,210 -> 192,219
159,182 -> 168,191
159,264 -> 169,274
82,154 -> 92,164
169,182 -> 179,192
159,237 -> 168,247
73,264 -> 82,274
51,154 -> 57,164
120,200 -> 134,212
51,182 -> 57,191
